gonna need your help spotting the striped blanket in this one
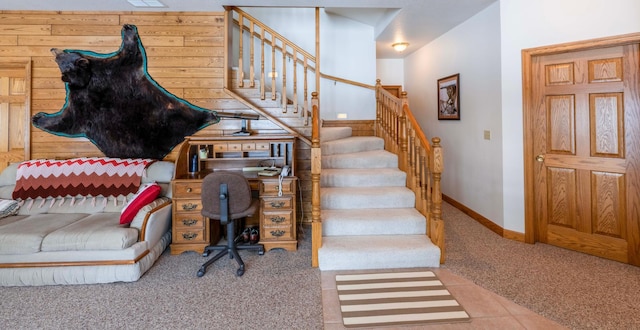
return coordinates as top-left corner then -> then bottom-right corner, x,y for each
12,157 -> 155,201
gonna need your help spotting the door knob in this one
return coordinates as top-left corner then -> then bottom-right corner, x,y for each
535,154 -> 545,162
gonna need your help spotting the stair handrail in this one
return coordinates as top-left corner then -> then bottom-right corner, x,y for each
375,80 -> 445,263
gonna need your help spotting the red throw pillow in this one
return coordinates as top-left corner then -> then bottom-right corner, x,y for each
120,183 -> 161,225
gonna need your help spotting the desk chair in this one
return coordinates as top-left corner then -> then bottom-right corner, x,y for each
197,171 -> 264,277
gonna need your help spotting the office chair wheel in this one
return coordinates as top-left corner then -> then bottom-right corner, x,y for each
258,250 -> 264,256
197,267 -> 206,277
236,268 -> 244,276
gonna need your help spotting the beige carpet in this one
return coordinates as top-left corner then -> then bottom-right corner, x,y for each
441,202 -> 640,329
336,270 -> 469,328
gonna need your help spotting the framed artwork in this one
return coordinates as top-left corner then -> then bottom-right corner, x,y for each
437,74 -> 460,120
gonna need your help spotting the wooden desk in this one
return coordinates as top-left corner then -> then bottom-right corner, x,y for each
170,135 -> 298,255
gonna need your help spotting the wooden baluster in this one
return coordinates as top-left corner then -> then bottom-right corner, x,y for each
375,80 -> 381,138
407,129 -> 416,190
419,147 -> 428,218
238,13 -> 244,88
260,29 -> 265,100
387,97 -> 398,155
425,149 -> 433,233
411,128 -> 421,195
292,49 -> 298,113
282,44 -> 287,112
249,21 -> 255,88
303,58 -> 308,125
311,92 -> 321,267
271,35 -> 276,100
398,110 -> 407,174
383,98 -> 388,146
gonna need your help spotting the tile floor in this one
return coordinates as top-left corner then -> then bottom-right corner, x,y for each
321,268 -> 568,329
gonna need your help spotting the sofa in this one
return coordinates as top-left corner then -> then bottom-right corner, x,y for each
0,158 -> 174,286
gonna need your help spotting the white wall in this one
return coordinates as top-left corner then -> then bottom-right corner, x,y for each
244,7 -> 377,120
376,59 -> 404,87
404,2 -> 504,226
499,0 -> 640,232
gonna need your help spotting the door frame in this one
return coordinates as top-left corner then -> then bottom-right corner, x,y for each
522,33 -> 640,246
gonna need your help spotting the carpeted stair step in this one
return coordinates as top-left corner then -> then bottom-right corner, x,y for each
321,168 -> 406,187
320,127 -> 352,142
318,235 -> 441,270
322,149 -> 399,169
321,186 -> 415,209
321,136 -> 384,156
322,208 -> 426,236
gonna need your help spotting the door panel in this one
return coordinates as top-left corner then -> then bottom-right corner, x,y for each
530,43 -> 640,265
0,61 -> 30,172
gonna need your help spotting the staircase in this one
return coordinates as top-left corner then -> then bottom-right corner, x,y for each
317,127 -> 441,270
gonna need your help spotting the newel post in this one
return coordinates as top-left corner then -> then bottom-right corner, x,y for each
375,79 -> 382,138
430,137 -> 445,263
311,92 -> 322,267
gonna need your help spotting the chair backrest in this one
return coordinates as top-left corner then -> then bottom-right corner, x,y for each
201,171 -> 253,218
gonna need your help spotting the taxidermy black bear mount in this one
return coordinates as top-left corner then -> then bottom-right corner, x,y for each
32,24 -> 220,159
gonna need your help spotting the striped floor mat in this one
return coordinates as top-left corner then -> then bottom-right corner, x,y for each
336,271 -> 470,328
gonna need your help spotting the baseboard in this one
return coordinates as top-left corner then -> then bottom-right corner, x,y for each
442,194 -> 524,242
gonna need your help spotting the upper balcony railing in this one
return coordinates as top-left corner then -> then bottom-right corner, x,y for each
228,7 -> 317,127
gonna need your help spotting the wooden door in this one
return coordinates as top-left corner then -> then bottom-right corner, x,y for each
525,38 -> 640,265
0,61 -> 31,172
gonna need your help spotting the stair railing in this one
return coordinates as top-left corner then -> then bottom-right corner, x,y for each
375,80 -> 445,263
226,7 -> 444,265
228,7 -> 323,266
228,7 -> 316,125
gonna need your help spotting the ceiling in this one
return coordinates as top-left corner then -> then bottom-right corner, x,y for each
0,0 -> 497,59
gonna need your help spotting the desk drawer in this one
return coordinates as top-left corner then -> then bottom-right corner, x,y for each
255,142 -> 270,151
228,143 -> 242,151
174,213 -> 205,229
174,228 -> 206,243
213,144 -> 228,152
242,143 -> 255,151
262,197 -> 293,210
263,210 -> 293,226
260,180 -> 294,196
176,199 -> 202,212
173,182 -> 202,197
263,226 -> 293,240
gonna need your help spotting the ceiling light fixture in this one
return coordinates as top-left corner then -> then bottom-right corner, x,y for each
127,0 -> 166,7
392,42 -> 409,52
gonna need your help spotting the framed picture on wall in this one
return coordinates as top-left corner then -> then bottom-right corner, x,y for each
437,74 -> 460,120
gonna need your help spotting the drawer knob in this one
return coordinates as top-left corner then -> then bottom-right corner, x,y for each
186,187 -> 192,193
270,229 -> 285,237
269,216 -> 285,223
182,203 -> 197,211
182,232 -> 199,240
182,219 -> 198,226
270,201 -> 285,208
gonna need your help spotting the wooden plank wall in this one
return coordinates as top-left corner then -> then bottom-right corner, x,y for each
323,120 -> 375,136
0,10 -> 230,162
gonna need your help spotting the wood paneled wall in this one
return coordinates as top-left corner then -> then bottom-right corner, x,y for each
322,120 -> 375,136
0,10 -> 229,162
